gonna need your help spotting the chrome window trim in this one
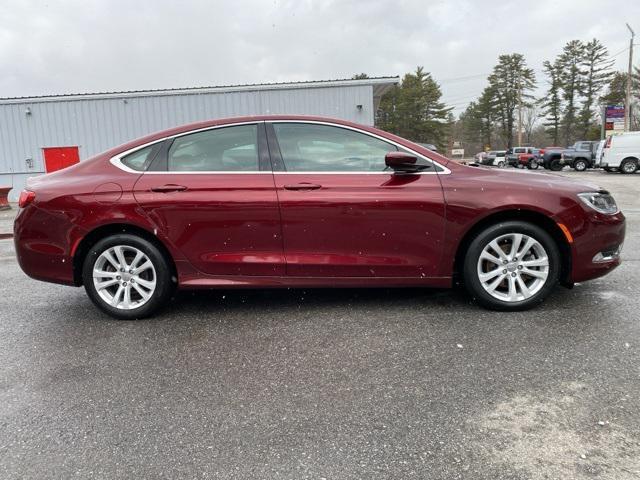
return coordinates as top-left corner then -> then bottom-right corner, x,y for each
269,120 -> 450,175
108,120 -> 451,175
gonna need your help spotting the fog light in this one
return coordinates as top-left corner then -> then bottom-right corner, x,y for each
592,244 -> 622,263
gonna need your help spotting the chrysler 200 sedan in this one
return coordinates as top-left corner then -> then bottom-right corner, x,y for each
14,116 -> 625,319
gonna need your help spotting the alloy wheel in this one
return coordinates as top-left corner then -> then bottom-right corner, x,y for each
477,233 -> 549,302
93,245 -> 157,310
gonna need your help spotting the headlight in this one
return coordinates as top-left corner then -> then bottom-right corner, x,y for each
578,192 -> 619,214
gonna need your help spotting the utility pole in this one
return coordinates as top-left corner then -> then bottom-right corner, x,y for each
625,23 -> 635,132
517,78 -> 523,147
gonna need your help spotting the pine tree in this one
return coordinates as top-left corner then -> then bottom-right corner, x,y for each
486,54 -> 536,148
460,86 -> 496,149
540,59 -> 563,145
377,67 -> 451,149
578,39 -> 614,137
559,40 -> 586,145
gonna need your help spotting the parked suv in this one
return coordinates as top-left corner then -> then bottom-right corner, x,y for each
561,141 -> 600,171
506,147 -> 537,168
481,150 -> 507,167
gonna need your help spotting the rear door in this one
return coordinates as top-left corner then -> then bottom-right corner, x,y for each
132,122 -> 285,276
267,121 -> 446,278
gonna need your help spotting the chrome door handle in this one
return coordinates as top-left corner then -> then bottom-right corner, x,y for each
150,184 -> 188,193
283,183 -> 322,191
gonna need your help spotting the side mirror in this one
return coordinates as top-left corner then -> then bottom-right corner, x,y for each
385,152 -> 422,173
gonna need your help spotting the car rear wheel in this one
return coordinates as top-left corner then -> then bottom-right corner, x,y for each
463,221 -> 560,311
527,159 -> 539,170
573,159 -> 588,171
497,161 -> 505,168
82,234 -> 173,320
620,158 -> 638,174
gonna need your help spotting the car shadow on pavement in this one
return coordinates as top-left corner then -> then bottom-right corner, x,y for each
164,286 -> 467,315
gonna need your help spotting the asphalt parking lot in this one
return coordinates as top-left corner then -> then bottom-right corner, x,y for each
1,169 -> 639,479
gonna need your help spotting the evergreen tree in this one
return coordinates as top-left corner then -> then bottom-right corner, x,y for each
486,54 -> 536,148
377,67 -> 451,149
558,40 -> 586,145
578,39 -> 614,137
540,59 -> 564,145
460,86 -> 496,149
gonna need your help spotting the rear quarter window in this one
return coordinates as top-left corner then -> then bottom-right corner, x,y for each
120,145 -> 157,171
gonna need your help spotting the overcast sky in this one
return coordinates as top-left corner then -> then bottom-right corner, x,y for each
1,0 -> 638,113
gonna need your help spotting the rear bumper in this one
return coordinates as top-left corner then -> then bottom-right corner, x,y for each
14,205 -> 81,286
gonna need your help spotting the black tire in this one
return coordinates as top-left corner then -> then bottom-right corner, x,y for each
82,234 -> 173,320
527,159 -> 539,170
462,221 -> 560,311
497,160 -> 505,168
549,159 -> 563,171
620,158 -> 638,174
573,159 -> 588,171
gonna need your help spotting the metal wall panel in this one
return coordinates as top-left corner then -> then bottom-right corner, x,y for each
0,84 -> 374,199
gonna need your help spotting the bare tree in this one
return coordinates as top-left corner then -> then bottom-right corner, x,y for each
523,105 -> 538,145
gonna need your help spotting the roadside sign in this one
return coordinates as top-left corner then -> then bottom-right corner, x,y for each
605,105 -> 625,121
451,148 -> 464,156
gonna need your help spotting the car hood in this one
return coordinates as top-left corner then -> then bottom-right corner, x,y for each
458,165 -> 604,194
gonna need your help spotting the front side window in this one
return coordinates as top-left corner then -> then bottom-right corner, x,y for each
168,124 -> 259,172
273,123 -> 399,172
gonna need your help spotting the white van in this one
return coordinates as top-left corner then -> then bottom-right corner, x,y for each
601,131 -> 640,173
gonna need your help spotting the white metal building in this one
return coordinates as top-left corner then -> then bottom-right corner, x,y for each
0,77 -> 398,201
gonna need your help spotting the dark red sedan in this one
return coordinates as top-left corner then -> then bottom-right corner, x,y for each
14,116 -> 625,319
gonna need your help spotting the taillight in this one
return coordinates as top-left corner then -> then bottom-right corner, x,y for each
18,190 -> 36,208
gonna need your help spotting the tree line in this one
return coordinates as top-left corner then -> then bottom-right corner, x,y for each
364,37 -> 640,153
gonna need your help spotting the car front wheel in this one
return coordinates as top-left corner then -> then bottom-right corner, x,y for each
463,221 -> 560,311
82,234 -> 173,320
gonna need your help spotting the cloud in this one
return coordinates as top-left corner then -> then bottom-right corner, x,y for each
1,0 -> 638,114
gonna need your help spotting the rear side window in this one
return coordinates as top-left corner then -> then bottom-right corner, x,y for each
168,124 -> 259,172
121,145 -> 156,171
273,123 -> 399,172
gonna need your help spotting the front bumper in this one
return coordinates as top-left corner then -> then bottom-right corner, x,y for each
566,209 -> 625,283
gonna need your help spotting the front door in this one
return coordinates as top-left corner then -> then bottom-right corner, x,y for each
267,122 -> 446,278
133,122 -> 284,276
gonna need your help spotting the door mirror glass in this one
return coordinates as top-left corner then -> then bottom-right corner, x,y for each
385,152 -> 422,172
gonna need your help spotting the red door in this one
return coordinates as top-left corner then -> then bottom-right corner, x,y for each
42,146 -> 80,173
268,122 -> 446,278
133,122 -> 285,277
